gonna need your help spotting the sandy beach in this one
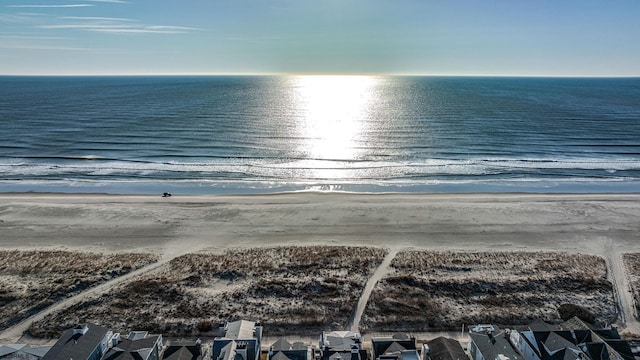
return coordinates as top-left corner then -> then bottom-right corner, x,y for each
2,192 -> 640,340
1,192 -> 639,255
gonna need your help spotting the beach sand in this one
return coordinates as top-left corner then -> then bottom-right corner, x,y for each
1,192 -> 639,256
2,192 -> 640,340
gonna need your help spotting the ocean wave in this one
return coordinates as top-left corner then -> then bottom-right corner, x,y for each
1,157 -> 639,183
2,76 -> 640,193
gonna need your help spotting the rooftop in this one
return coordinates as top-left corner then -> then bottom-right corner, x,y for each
41,322 -> 110,360
426,337 -> 467,360
470,330 -> 522,360
223,320 -> 260,340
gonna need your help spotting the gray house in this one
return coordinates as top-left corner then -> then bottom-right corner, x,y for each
424,337 -> 467,360
163,340 -> 204,360
468,325 -> 523,360
0,344 -> 51,360
42,323 -> 114,360
320,330 -> 368,360
268,338 -> 314,360
371,334 -> 419,360
510,318 -> 634,360
100,331 -> 163,360
212,320 -> 262,360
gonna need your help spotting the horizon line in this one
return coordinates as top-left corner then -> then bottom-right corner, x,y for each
2,72 -> 640,78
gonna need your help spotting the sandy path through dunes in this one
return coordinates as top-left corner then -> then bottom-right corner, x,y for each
604,241 -> 640,334
349,248 -> 398,331
0,237 -> 211,342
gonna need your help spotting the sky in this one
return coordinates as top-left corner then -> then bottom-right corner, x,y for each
1,0 -> 639,76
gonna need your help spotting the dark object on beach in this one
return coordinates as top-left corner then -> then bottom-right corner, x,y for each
162,192 -> 172,197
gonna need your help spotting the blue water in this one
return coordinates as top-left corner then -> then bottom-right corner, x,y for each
1,75 -> 639,194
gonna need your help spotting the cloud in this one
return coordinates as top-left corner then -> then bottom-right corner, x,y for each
59,16 -> 135,22
0,11 -> 54,23
18,8 -> 204,36
7,4 -> 94,8
40,24 -> 134,29
145,25 -> 204,31
17,12 -> 52,16
39,21 -> 205,34
88,27 -> 190,34
0,34 -> 67,40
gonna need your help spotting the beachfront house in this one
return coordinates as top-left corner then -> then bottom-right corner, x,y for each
423,337 -> 468,360
163,340 -> 204,360
560,317 -> 634,360
509,317 -> 634,360
509,318 -> 582,360
510,328 -> 581,360
41,323 -> 115,360
100,330 -> 163,360
320,330 -> 368,360
212,320 -> 262,360
0,344 -> 51,359
268,338 -> 314,360
468,325 -> 523,360
371,334 -> 419,360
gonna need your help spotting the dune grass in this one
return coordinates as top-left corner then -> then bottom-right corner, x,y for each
28,246 -> 387,338
362,251 -> 614,332
0,250 -> 158,330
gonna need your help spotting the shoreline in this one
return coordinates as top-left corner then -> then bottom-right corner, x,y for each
2,177 -> 640,196
3,190 -> 639,198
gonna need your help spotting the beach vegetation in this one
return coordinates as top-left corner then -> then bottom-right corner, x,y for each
0,250 -> 157,331
362,251 -> 614,331
28,246 -> 386,338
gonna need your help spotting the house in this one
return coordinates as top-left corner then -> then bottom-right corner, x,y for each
509,319 -> 581,360
558,317 -> 632,360
42,323 -> 114,360
163,340 -> 204,360
510,329 -> 581,360
320,330 -> 368,360
423,337 -> 467,360
0,344 -> 51,359
212,320 -> 262,360
371,333 -> 419,360
268,338 -> 314,360
100,331 -> 163,360
509,318 -> 634,360
468,325 -> 523,360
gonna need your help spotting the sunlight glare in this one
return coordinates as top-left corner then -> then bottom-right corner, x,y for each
291,75 -> 378,162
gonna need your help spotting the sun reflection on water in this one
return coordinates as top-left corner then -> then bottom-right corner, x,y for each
290,75 -> 379,163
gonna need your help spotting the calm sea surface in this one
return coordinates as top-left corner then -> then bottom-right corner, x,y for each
1,76 -> 639,194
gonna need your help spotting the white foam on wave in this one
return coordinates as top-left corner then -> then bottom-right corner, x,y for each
479,157 -> 640,171
1,156 -> 639,181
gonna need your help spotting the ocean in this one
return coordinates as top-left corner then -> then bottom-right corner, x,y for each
1,75 -> 639,194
